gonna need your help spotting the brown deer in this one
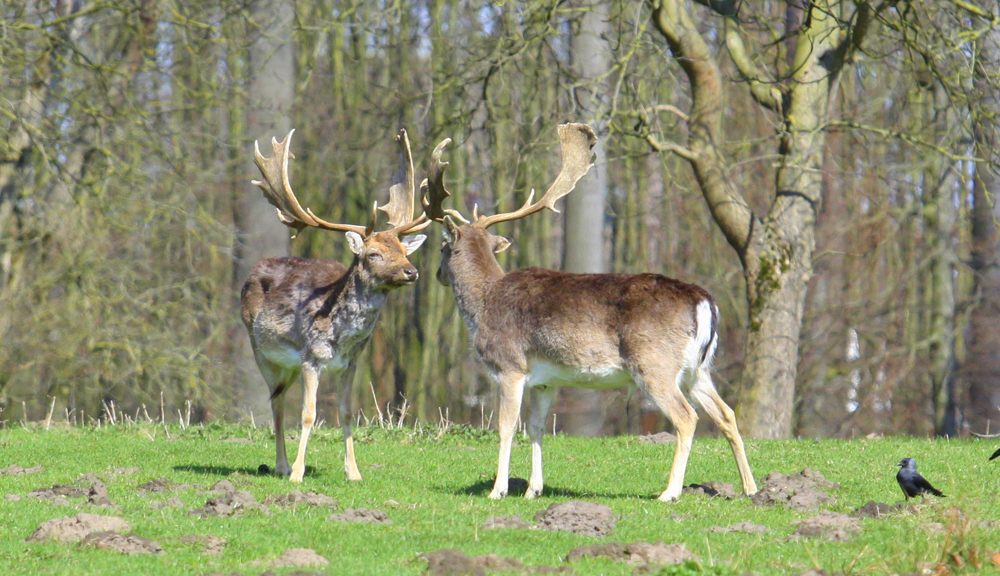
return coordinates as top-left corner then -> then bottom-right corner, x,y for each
424,123 -> 757,501
241,128 -> 429,482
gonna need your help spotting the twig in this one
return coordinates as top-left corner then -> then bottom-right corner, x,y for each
44,397 -> 56,430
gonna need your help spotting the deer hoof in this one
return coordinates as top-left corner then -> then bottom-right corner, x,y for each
488,489 -> 507,500
524,488 -> 542,499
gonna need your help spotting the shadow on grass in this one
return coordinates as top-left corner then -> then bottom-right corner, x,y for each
455,477 -> 652,500
172,464 -> 318,479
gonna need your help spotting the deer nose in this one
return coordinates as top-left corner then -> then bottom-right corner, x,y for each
402,265 -> 418,282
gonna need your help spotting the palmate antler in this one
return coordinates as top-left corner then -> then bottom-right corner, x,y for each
253,128 -> 431,239
422,123 -> 597,229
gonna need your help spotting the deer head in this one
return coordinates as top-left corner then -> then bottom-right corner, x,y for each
252,129 -> 429,288
422,123 -> 597,287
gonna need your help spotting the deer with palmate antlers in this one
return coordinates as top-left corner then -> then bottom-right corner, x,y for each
241,129 -> 429,482
423,123 -> 757,501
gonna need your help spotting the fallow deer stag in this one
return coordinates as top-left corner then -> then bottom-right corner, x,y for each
241,128 -> 429,482
424,123 -> 757,501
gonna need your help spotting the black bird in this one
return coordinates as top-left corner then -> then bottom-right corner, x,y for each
896,458 -> 945,501
990,448 -> 1000,461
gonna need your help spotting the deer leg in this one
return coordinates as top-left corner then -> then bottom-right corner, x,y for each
271,387 -> 292,476
339,364 -> 362,481
526,386 -> 556,499
490,371 -> 527,500
638,363 -> 696,501
289,362 -> 320,483
690,369 -> 757,495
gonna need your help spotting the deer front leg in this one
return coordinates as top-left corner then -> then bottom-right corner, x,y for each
290,362 -> 320,483
339,364 -> 362,481
490,371 -> 527,500
526,385 -> 556,499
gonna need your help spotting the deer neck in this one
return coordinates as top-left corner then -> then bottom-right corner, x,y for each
448,241 -> 505,335
319,259 -> 388,333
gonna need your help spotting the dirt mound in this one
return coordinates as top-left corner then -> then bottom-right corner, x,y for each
179,534 -> 227,555
26,513 -> 131,543
683,481 -> 737,499
0,464 -> 43,475
421,549 -> 569,576
534,501 -> 615,537
270,548 -> 329,568
88,480 -> 114,507
852,501 -> 904,518
28,482 -> 89,502
751,469 -> 838,511
80,531 -> 163,555
207,480 -> 236,493
792,511 -> 861,542
327,508 -> 391,524
708,522 -> 769,534
264,490 -> 337,508
480,515 -> 531,530
637,432 -> 676,444
138,478 -> 201,493
191,489 -> 264,517
566,541 -> 698,568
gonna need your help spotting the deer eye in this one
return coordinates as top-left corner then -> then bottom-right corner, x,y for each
367,253 -> 383,262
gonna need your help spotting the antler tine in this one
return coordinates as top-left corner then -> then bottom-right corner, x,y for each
420,137 -> 468,224
379,129 -> 416,229
252,129 -> 368,237
474,123 -> 597,230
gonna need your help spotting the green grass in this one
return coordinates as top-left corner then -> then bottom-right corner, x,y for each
1,422 -> 998,575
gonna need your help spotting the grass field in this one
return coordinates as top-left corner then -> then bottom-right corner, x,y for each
1,421 -> 998,575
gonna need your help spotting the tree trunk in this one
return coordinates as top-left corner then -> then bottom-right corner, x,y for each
232,0 -> 293,422
556,0 -> 612,438
651,0 -> 868,437
965,21 -> 1000,434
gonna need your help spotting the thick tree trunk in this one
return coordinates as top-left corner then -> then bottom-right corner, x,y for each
651,0 -> 863,437
965,23 -> 1000,433
557,0 -> 611,437
232,0 -> 293,421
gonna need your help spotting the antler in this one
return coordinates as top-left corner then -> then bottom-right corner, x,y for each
473,123 -> 597,229
252,129 -> 372,238
378,128 -> 433,236
420,137 -> 470,224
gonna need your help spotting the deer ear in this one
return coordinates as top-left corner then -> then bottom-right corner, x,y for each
346,231 -> 365,255
400,234 -> 426,255
442,216 -> 459,244
492,236 -> 511,254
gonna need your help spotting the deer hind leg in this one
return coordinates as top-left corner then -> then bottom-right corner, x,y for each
490,371 -> 527,500
636,361 -> 697,501
289,361 -> 320,483
338,364 -> 362,481
526,385 -> 557,499
256,354 -> 295,477
690,368 -> 757,495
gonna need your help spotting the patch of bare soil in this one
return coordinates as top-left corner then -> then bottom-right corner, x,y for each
26,513 -> 131,543
327,508 -> 391,524
179,534 -> 227,555
191,488 -> 265,517
480,515 -> 531,530
637,432 -> 676,444
852,501 -> 904,518
683,481 -> 737,499
81,531 -> 163,555
25,477 -> 114,507
566,541 -> 698,570
791,511 -> 861,542
421,549 -> 570,576
263,490 -> 337,508
207,480 -> 237,493
270,548 -> 329,568
0,464 -> 43,475
138,478 -> 202,493
534,501 -> 616,537
88,480 -> 114,507
750,469 -> 839,511
708,522 -> 769,534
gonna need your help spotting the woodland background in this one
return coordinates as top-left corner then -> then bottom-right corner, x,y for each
2,0 -> 999,439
